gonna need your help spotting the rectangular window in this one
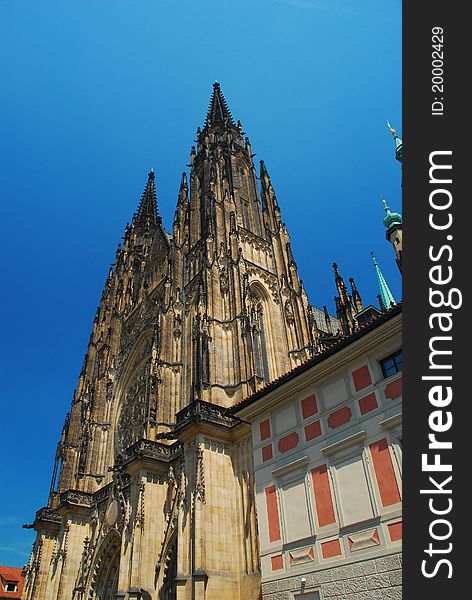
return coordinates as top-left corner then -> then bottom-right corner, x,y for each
380,349 -> 403,378
4,582 -> 18,592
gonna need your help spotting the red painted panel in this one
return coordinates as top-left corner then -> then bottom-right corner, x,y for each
260,419 -> 271,441
278,431 -> 299,453
321,539 -> 342,558
388,521 -> 403,541
271,554 -> 284,571
370,439 -> 401,507
301,393 -> 318,419
311,464 -> 336,527
265,485 -> 281,542
262,444 -> 273,462
385,377 -> 403,400
305,420 -> 322,441
352,365 -> 372,391
327,406 -> 352,429
358,392 -> 378,415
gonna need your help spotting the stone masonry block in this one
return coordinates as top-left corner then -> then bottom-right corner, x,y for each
276,578 -> 293,592
288,577 -> 303,591
330,564 -> 354,581
262,581 -> 279,594
322,581 -> 346,597
352,559 -> 378,577
375,555 -> 401,573
310,569 -> 334,585
388,570 -> 402,586
365,573 -> 391,590
344,577 -> 367,594
352,591 -> 384,600
378,587 -> 402,600
272,593 -> 290,600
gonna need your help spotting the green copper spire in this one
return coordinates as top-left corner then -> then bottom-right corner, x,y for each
382,198 -> 402,230
387,121 -> 402,163
371,253 -> 395,309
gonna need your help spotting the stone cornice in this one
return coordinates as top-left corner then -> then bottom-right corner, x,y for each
23,507 -> 62,533
174,399 -> 249,443
124,438 -> 180,463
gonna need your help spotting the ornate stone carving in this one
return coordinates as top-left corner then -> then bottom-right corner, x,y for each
204,437 -> 230,454
245,263 -> 279,303
219,266 -> 229,294
194,444 -> 205,504
117,360 -> 150,454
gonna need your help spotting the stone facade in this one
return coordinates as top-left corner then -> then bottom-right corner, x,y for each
23,84 -> 343,600
23,83 -> 401,600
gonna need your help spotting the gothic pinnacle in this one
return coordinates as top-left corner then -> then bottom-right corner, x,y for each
205,82 -> 235,127
178,172 -> 189,203
349,277 -> 363,313
132,169 -> 160,229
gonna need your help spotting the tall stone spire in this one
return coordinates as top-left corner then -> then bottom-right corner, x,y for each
132,169 -> 160,229
372,253 -> 395,309
205,81 -> 235,126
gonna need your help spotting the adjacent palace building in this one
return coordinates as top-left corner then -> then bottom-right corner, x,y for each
22,84 -> 403,600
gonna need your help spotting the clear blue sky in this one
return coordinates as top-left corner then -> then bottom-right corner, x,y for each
0,0 -> 401,566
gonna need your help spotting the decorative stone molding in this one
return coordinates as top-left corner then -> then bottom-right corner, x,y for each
245,263 -> 279,303
204,437 -> 231,454
239,228 -> 272,255
321,431 -> 366,456
93,483 -> 114,505
175,399 -> 238,431
60,490 -> 93,508
288,546 -> 314,566
348,527 -> 380,551
380,412 -> 402,430
272,456 -> 308,478
124,438 -> 181,463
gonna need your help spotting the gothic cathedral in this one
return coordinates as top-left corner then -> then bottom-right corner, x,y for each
23,83 -> 337,600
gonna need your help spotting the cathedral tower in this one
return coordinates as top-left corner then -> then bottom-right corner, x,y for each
23,83 -> 329,600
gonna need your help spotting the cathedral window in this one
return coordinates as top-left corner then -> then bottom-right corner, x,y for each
251,291 -> 270,383
380,349 -> 403,378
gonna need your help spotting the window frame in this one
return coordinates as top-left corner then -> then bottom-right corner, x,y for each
379,349 -> 403,378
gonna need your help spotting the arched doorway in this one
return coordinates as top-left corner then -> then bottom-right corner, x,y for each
89,531 -> 121,600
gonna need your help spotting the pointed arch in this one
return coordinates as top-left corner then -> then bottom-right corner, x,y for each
249,283 -> 272,384
87,530 -> 121,600
112,330 -> 154,457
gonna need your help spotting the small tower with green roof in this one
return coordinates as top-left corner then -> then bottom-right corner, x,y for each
387,121 -> 402,163
382,197 -> 402,273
